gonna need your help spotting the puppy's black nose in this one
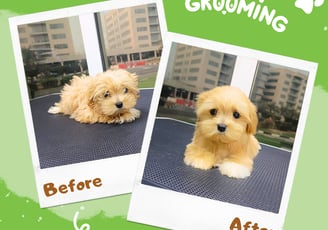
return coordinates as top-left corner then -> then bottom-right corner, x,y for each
115,102 -> 123,109
217,124 -> 227,133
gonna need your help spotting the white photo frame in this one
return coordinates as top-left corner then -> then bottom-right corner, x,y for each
9,0 -> 167,208
128,32 -> 318,229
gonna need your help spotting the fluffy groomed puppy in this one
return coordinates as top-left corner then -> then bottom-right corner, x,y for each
184,86 -> 260,178
48,69 -> 140,124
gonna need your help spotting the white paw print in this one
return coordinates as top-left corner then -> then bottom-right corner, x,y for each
295,0 -> 325,14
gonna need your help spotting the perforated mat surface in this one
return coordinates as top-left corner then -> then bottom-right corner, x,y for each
30,89 -> 152,169
142,118 -> 291,213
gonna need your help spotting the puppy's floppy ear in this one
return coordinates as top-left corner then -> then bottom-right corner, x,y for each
127,72 -> 139,94
246,102 -> 258,134
122,70 -> 140,97
86,79 -> 97,108
195,90 -> 208,110
127,72 -> 138,87
88,95 -> 95,108
195,90 -> 215,119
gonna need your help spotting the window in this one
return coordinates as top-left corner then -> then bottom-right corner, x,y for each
208,60 -> 219,67
135,8 -> 146,14
136,17 -> 147,23
30,24 -> 47,33
189,68 -> 199,73
192,49 -> 203,56
138,35 -> 149,40
54,44 -> 68,49
191,59 -> 201,64
210,51 -> 221,59
49,23 -> 64,29
205,78 -> 215,85
52,33 -> 66,39
137,26 -> 148,32
188,76 -> 198,81
206,69 -> 217,76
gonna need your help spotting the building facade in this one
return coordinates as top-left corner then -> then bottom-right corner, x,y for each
163,43 -> 236,101
18,17 -> 85,65
251,63 -> 308,113
101,3 -> 162,64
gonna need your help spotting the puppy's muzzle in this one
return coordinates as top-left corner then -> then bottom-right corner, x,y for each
217,124 -> 227,133
115,102 -> 123,109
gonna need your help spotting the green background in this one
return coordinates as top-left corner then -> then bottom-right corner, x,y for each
1,0 -> 327,229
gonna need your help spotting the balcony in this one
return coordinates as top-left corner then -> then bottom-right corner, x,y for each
30,45 -> 51,52
147,8 -> 158,17
31,36 -> 50,45
293,76 -> 303,82
149,25 -> 160,33
148,16 -> 159,25
287,95 -> 297,102
291,82 -> 301,90
29,23 -> 48,35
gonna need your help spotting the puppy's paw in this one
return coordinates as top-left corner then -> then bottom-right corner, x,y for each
109,108 -> 141,124
184,153 -> 215,170
121,108 -> 140,123
48,106 -> 60,114
218,162 -> 251,179
129,108 -> 141,120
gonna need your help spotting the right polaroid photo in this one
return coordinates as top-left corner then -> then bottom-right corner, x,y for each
128,32 -> 318,230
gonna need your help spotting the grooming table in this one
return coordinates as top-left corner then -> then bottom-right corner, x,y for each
30,89 -> 153,169
142,118 -> 291,213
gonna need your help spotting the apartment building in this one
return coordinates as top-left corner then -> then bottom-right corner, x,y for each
101,3 -> 162,63
252,63 -> 308,113
164,43 -> 236,101
18,17 -> 85,64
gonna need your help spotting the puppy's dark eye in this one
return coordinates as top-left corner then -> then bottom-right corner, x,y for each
123,87 -> 128,93
210,109 -> 217,116
233,111 -> 240,119
104,91 -> 110,98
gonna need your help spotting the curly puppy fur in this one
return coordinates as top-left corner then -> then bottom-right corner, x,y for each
48,69 -> 140,124
184,86 -> 260,178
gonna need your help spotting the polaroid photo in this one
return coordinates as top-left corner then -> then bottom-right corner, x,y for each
9,0 -> 167,208
128,32 -> 318,229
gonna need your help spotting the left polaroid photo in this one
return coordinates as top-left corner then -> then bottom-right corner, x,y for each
9,0 -> 167,207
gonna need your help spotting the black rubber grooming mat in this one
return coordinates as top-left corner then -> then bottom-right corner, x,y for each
142,118 -> 291,213
30,89 -> 153,169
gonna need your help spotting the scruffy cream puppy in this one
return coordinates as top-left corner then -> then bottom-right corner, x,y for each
48,69 -> 140,124
184,86 -> 260,178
